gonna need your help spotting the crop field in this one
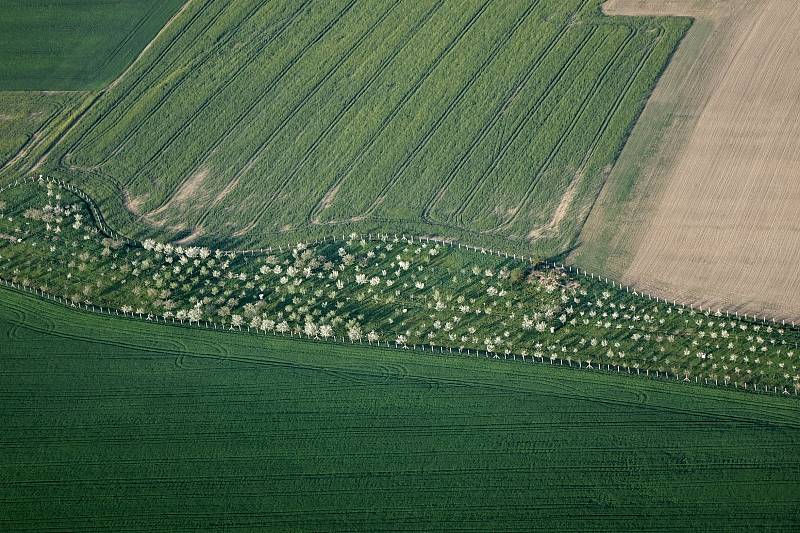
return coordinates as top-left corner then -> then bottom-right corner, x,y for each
34,0 -> 688,253
1,286 -> 799,531
0,0 -> 185,91
575,0 -> 800,322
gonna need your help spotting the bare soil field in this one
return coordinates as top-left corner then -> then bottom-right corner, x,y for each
576,0 -> 800,321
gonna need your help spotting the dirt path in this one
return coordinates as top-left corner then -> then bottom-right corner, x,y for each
577,0 -> 800,321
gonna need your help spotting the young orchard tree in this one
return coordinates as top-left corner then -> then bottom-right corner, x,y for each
319,324 -> 333,340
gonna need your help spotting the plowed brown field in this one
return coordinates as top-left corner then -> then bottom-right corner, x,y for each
577,0 -> 800,322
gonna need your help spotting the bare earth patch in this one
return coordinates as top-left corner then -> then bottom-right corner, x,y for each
146,166 -> 209,220
528,170 -> 583,241
123,189 -> 148,217
579,1 -> 800,321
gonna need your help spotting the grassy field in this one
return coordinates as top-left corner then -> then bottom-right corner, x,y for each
30,0 -> 688,254
0,0 -> 185,91
1,285 -> 799,531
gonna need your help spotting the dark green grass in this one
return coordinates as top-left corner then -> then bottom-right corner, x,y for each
0,0 -> 184,90
1,286 -> 799,531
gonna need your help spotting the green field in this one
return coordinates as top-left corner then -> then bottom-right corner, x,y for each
0,0 -> 185,91
23,0 -> 689,254
1,286 -> 799,530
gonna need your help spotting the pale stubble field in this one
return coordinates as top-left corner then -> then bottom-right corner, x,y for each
577,0 -> 800,322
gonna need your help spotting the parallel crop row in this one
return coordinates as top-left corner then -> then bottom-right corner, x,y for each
46,1 -> 690,257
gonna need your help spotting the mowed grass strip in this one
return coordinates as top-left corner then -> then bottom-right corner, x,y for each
0,0 -> 184,91
1,286 -> 799,531
44,1 -> 688,254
